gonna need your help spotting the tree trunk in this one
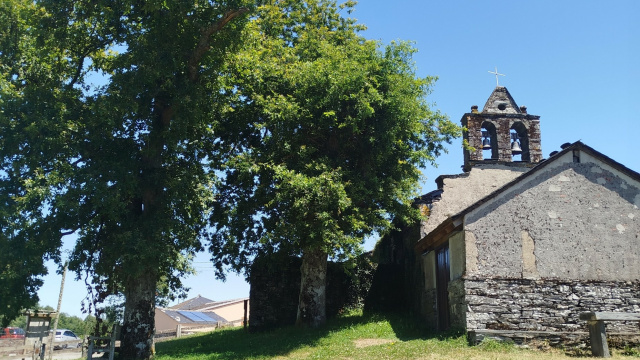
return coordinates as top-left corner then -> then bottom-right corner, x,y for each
120,270 -> 157,359
296,248 -> 328,328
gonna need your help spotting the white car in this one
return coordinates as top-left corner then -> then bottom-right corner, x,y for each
53,329 -> 81,349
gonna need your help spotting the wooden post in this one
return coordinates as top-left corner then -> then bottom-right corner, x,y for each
587,320 -> 610,357
176,324 -> 182,339
244,299 -> 248,330
50,262 -> 68,360
108,324 -> 117,360
23,312 -> 31,359
87,337 -> 94,360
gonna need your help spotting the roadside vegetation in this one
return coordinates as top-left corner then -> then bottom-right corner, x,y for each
154,310 -> 638,359
8,304 -> 120,340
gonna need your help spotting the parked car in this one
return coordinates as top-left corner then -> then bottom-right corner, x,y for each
0,327 -> 25,339
53,329 -> 81,349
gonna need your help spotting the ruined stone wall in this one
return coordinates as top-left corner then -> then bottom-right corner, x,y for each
249,253 -> 375,331
249,255 -> 300,331
365,224 -> 423,315
465,278 -> 640,334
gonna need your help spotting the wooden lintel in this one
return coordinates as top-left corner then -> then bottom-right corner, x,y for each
415,217 -> 463,254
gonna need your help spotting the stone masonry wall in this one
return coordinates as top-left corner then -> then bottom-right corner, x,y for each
465,159 -> 640,281
462,113 -> 541,164
465,278 -> 640,334
365,223 -> 424,316
250,253 -> 375,332
421,165 -> 526,237
448,278 -> 466,329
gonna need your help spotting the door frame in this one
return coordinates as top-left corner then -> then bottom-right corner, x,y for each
435,242 -> 450,331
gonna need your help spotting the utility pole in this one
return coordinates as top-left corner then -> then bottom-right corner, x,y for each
49,262 -> 68,360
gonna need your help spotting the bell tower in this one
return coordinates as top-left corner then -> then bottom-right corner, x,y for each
461,86 -> 542,171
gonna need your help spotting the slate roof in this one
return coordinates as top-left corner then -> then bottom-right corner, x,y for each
414,141 -> 640,254
169,295 -> 215,311
197,298 -> 248,311
482,86 -> 522,114
169,295 -> 249,312
415,189 -> 444,206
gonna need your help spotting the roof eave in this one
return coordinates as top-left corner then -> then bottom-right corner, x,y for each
414,217 -> 463,254
413,140 -> 640,255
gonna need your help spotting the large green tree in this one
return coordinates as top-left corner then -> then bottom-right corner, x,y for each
211,0 -> 459,327
0,1 -> 250,358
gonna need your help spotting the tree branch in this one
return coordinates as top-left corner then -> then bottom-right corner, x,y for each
67,54 -> 86,89
188,7 -> 250,82
61,229 -> 77,236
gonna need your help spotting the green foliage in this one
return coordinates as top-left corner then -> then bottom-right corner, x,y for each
622,345 -> 640,357
5,303 -> 113,338
7,313 -> 26,330
341,253 -> 377,310
0,0 -> 252,354
0,0 -> 68,325
476,338 -> 517,352
210,0 -> 459,279
1,0 -> 457,348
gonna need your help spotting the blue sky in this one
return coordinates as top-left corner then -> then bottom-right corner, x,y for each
37,0 -> 639,318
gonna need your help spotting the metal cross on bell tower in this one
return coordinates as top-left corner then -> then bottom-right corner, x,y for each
488,67 -> 505,86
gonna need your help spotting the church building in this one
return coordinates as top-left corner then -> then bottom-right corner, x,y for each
389,86 -> 640,344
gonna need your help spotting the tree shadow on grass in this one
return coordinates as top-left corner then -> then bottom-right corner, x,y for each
155,327 -> 324,359
155,314 -> 376,360
381,311 -> 465,343
155,312 -> 466,360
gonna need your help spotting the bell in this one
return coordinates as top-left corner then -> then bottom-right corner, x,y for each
511,141 -> 522,155
482,138 -> 491,150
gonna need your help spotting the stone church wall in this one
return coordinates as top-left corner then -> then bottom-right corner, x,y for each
459,153 -> 640,342
465,278 -> 640,334
409,164 -> 528,327
448,278 -> 466,329
421,165 -> 527,237
464,158 -> 640,281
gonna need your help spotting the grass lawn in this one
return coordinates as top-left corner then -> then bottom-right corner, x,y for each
154,311 -> 640,359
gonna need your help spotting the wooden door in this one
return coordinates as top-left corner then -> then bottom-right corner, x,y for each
435,243 -> 450,330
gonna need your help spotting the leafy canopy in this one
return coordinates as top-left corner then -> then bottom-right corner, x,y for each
0,0 -> 251,327
210,0 -> 459,275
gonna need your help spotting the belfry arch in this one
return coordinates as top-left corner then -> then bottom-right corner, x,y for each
461,86 -> 542,171
510,121 -> 530,162
481,121 -> 498,160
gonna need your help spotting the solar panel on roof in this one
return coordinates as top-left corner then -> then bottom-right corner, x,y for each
177,311 -> 202,322
178,311 -> 216,322
195,312 -> 216,322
